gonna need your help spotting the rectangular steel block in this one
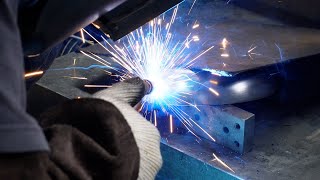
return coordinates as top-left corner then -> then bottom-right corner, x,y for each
180,105 -> 255,154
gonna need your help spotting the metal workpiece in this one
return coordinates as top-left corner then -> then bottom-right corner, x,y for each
27,52 -> 320,180
158,135 -> 240,180
181,105 -> 255,154
175,0 -> 320,73
194,71 -> 279,105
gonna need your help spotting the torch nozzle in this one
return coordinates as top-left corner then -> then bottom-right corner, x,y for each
143,79 -> 153,95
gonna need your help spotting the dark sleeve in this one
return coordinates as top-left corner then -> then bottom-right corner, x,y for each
39,98 -> 140,180
0,0 -> 49,152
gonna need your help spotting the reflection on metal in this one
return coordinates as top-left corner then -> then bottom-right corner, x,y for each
158,137 -> 240,180
195,72 -> 278,105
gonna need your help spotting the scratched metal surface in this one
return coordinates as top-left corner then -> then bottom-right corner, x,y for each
176,0 -> 320,73
84,0 -> 320,74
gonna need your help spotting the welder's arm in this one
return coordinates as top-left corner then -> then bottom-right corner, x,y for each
0,0 -> 49,152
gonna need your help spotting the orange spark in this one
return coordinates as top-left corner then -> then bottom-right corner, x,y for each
192,35 -> 200,41
221,38 -> 228,49
209,88 -> 220,96
25,71 -> 43,78
210,80 -> 218,85
221,53 -> 229,57
212,153 -> 235,173
92,23 -> 101,29
187,45 -> 215,67
248,46 -> 257,53
192,24 -> 200,29
80,29 -> 85,44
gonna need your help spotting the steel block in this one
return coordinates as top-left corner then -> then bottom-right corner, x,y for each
181,105 -> 255,154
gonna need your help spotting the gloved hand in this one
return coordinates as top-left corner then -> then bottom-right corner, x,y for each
93,77 -> 162,180
0,152 -> 68,180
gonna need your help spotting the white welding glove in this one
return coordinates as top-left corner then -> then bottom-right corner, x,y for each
93,77 -> 162,180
